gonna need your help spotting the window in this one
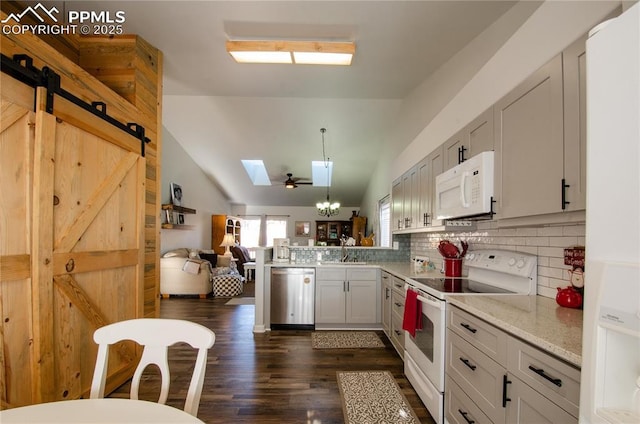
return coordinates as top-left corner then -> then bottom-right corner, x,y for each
378,196 -> 391,248
266,218 -> 287,246
240,216 -> 288,248
241,218 -> 261,249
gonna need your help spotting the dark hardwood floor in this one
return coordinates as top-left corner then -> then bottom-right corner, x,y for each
110,282 -> 434,423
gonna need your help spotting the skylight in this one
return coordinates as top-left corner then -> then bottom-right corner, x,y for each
311,160 -> 333,186
241,160 -> 271,185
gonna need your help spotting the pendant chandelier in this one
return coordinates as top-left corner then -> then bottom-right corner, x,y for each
316,128 -> 340,217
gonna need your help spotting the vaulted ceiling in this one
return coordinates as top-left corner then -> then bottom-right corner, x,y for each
70,0 -> 517,207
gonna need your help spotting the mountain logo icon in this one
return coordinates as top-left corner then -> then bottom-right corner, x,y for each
2,3 -> 59,24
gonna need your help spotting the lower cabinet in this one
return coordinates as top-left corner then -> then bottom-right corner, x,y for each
446,306 -> 580,424
382,271 -> 392,334
315,267 -> 380,326
381,274 -> 406,357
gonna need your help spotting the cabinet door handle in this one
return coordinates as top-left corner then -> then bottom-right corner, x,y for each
528,365 -> 562,387
460,323 -> 477,333
347,281 -> 350,292
343,281 -> 346,292
385,288 -> 390,299
502,374 -> 512,407
394,330 -> 402,336
459,357 -> 477,371
458,409 -> 475,424
394,302 -> 403,307
561,178 -> 571,210
459,145 -> 467,163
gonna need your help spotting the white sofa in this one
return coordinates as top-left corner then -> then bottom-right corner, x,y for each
160,249 -> 241,297
160,256 -> 212,298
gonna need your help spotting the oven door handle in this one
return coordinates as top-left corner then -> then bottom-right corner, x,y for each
416,294 -> 444,310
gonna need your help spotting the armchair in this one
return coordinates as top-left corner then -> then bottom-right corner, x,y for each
231,245 -> 256,281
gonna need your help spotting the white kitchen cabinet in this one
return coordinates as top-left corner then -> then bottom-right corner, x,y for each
389,275 -> 406,357
444,108 -> 494,171
315,267 -> 380,326
506,377 -> 577,424
414,145 -> 444,230
494,54 -> 565,220
445,306 -> 580,424
495,37 -> 588,222
562,35 -> 587,212
391,177 -> 403,231
381,271 -> 392,335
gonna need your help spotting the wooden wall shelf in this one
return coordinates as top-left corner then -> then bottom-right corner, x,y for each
162,204 -> 196,214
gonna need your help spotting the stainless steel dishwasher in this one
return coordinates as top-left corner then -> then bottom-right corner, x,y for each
270,268 -> 315,330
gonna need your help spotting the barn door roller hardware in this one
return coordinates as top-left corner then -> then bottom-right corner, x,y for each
1,53 -> 151,157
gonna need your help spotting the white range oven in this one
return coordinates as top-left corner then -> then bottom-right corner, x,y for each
403,249 -> 538,424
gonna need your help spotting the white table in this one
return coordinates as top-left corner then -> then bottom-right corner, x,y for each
0,398 -> 205,423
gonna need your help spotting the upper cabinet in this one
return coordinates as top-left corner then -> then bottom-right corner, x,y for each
443,108 -> 494,171
494,54 -> 565,220
495,37 -> 587,222
392,34 -> 589,231
562,35 -> 588,212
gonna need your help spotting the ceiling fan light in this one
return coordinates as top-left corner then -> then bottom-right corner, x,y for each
285,182 -> 296,189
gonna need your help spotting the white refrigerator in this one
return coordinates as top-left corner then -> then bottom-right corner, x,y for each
580,3 -> 640,423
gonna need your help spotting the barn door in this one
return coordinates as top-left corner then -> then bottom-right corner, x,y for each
1,81 -> 146,406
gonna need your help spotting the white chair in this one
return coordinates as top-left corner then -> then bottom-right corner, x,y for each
90,318 -> 216,417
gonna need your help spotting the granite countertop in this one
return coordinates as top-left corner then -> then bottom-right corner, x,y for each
446,295 -> 583,368
262,261 -> 583,367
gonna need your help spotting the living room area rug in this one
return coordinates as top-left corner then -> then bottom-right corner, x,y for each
337,371 -> 421,424
311,331 -> 385,349
225,297 -> 255,305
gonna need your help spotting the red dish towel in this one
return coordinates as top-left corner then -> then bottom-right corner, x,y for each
402,289 -> 423,338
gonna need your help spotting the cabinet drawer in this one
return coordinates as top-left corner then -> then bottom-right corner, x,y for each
391,312 -> 405,353
391,290 -> 406,318
346,267 -> 377,281
507,337 -> 581,418
446,375 -> 493,424
391,276 -> 406,293
448,306 -> 508,364
447,331 -> 506,424
316,268 -> 345,280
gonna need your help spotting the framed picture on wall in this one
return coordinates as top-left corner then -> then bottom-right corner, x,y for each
165,210 -> 175,225
295,221 -> 310,236
170,182 -> 183,206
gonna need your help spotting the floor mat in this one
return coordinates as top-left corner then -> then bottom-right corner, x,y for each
337,370 -> 420,424
225,297 -> 255,305
311,331 -> 384,349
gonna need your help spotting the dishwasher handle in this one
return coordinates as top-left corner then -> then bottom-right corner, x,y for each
271,268 -> 315,276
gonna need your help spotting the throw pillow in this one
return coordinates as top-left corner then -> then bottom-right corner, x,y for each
199,253 -> 218,267
162,248 -> 189,258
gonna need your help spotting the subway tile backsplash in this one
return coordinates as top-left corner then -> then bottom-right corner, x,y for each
410,221 -> 585,299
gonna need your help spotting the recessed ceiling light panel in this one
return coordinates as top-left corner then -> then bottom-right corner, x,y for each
227,40 -> 355,66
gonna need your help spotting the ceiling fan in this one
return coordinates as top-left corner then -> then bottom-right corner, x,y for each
283,173 -> 312,189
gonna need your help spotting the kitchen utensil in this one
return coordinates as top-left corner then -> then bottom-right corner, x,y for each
438,240 -> 460,258
460,241 -> 469,258
556,286 -> 583,308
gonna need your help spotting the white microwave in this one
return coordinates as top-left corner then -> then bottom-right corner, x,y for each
435,151 -> 494,220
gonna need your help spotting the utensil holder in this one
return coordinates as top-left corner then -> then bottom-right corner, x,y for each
444,258 -> 462,277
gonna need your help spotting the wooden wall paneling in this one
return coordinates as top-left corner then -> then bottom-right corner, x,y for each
0,1 -> 81,63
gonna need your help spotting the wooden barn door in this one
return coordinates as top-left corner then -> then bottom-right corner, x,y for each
1,80 -> 146,406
